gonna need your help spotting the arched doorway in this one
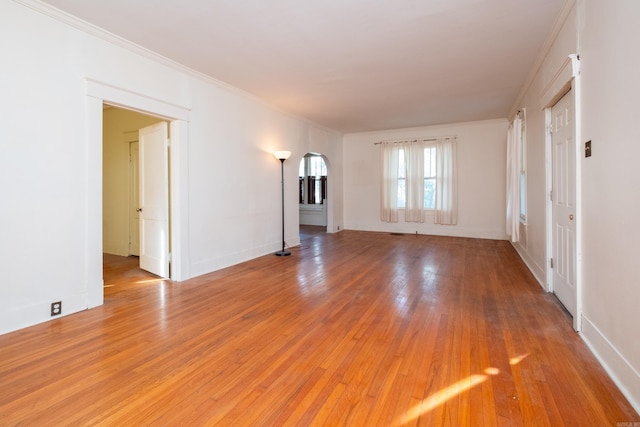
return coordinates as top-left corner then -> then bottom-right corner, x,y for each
299,153 -> 328,236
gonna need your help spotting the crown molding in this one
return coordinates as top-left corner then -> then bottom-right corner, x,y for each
11,0 -> 342,135
13,0 -> 233,86
508,0 -> 577,119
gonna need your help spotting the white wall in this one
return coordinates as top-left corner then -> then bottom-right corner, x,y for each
343,119 -> 508,239
0,0 -> 342,334
103,108 -> 162,256
578,0 -> 640,412
299,205 -> 327,226
512,0 -> 640,412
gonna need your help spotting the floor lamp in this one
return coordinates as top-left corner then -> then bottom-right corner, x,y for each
274,150 -> 291,256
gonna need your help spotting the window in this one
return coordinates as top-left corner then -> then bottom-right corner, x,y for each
299,154 -> 327,204
397,146 -> 436,209
380,137 -> 457,225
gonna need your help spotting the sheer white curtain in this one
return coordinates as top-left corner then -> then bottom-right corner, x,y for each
434,138 -> 457,225
405,141 -> 425,222
380,142 -> 400,222
506,117 -> 522,242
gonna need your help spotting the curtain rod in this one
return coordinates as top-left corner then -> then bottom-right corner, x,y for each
373,136 -> 455,145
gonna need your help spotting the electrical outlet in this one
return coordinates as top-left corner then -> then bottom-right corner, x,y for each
51,301 -> 62,317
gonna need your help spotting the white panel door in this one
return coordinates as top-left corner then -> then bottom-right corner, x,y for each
551,90 -> 576,316
139,122 -> 169,278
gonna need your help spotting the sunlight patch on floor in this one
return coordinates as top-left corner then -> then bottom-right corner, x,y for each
510,353 -> 530,365
135,278 -> 167,284
398,368 -> 500,424
398,353 -> 531,424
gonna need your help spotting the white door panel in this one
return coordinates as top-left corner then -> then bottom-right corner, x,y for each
139,122 -> 169,278
551,90 -> 576,316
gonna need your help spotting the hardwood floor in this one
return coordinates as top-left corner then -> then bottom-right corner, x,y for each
1,229 -> 637,426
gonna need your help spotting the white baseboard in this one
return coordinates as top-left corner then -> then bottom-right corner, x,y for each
190,237 -> 301,279
343,222 -> 508,240
509,242 -> 547,291
0,292 -> 88,336
580,314 -> 640,415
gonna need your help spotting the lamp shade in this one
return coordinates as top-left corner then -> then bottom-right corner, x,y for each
273,150 -> 291,161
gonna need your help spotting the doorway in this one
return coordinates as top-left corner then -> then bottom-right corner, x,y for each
86,80 -> 190,310
103,106 -> 169,281
298,153 -> 329,230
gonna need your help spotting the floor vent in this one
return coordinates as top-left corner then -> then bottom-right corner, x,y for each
389,232 -> 404,236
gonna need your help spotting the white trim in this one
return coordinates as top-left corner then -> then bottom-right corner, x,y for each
0,291 -> 89,335
510,242 -> 546,290
570,54 -> 583,332
343,222 -> 508,241
85,79 -> 191,283
86,95 -> 104,308
541,56 -> 574,109
544,54 -> 581,332
169,120 -> 191,281
190,237 -> 302,279
86,79 -> 189,121
581,315 -> 640,415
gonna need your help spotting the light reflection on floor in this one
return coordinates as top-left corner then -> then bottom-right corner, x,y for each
398,354 -> 530,424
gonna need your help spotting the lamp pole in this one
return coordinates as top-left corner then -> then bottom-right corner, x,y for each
274,151 -> 291,256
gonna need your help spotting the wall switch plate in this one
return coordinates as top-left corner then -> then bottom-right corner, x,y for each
585,140 -> 592,157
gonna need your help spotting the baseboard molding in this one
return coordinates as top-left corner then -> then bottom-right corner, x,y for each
343,222 -> 508,240
190,236 -> 301,279
510,242 -> 547,291
0,292 -> 88,336
580,314 -> 640,415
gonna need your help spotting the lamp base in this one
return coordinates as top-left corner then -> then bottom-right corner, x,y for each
275,250 -> 291,257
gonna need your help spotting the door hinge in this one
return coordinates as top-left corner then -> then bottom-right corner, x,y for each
550,258 -> 554,269
550,190 -> 553,202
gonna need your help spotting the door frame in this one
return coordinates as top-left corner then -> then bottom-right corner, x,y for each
544,54 -> 582,331
85,79 -> 190,309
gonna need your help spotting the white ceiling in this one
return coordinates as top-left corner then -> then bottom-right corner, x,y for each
42,0 -> 566,133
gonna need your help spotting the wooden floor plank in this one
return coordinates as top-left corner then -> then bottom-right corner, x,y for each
0,227 -> 638,426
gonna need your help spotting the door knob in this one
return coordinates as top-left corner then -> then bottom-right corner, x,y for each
569,214 -> 574,220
